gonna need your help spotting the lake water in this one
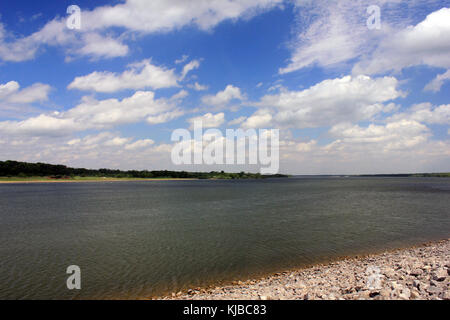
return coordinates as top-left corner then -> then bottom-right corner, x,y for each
0,177 -> 449,299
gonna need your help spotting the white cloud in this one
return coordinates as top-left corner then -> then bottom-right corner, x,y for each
280,1 -> 370,74
125,139 -> 155,150
242,109 -> 273,129
202,85 -> 244,107
294,140 -> 317,152
180,60 -> 201,80
104,136 -> 131,147
0,18 -> 129,62
175,55 -> 189,64
424,69 -> 450,92
387,103 -> 450,125
75,33 -> 129,59
146,109 -> 185,125
0,91 -> 182,136
328,120 -> 430,151
0,131 -> 173,171
354,7 -> 450,75
0,20 -> 69,62
187,112 -> 225,129
0,81 -> 51,107
68,59 -> 179,92
0,0 -> 282,62
82,0 -> 283,33
246,75 -> 404,129
228,116 -> 247,126
281,2 -> 450,76
188,82 -> 209,91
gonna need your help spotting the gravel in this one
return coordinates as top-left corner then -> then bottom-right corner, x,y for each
161,239 -> 449,300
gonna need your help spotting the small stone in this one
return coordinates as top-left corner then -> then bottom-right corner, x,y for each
259,295 -> 268,300
432,268 -> 447,281
410,269 -> 423,277
410,289 -> 421,299
398,287 -> 411,300
369,291 -> 380,298
426,286 -> 441,295
380,289 -> 391,299
439,291 -> 450,300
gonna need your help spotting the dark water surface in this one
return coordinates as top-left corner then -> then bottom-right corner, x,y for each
0,177 -> 449,299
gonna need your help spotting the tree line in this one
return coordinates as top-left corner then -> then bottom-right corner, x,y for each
0,160 -> 288,180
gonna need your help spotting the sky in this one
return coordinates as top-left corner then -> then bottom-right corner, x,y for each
0,0 -> 449,175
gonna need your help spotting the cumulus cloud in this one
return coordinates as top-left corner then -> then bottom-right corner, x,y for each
328,120 -> 430,151
242,109 -> 273,129
0,18 -> 129,62
74,33 -> 129,60
68,59 -> 179,92
281,1 -> 450,76
354,7 -> 450,75
277,119 -> 449,174
387,103 -> 450,125
125,139 -> 155,150
68,58 -> 201,93
0,91 -> 183,136
81,0 -> 283,33
187,112 -> 225,129
0,81 -> 51,104
0,131 -> 173,171
228,116 -> 247,126
245,75 -> 405,129
202,85 -> 244,107
0,0 -> 282,62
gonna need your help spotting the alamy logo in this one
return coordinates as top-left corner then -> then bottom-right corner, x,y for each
66,5 -> 81,30
367,5 -> 381,30
171,121 -> 280,174
66,265 -> 81,290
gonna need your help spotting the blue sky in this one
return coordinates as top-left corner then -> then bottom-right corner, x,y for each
0,0 -> 449,174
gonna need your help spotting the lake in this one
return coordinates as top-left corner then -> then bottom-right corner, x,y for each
0,177 -> 449,299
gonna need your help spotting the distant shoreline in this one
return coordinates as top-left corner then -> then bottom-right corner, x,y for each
0,178 -> 199,184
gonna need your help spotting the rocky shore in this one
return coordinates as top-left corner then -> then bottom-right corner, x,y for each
163,239 -> 449,300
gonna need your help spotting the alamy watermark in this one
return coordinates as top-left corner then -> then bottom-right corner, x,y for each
66,5 -> 81,30
366,266 -> 382,290
171,121 -> 279,175
66,265 -> 81,290
367,5 -> 381,30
